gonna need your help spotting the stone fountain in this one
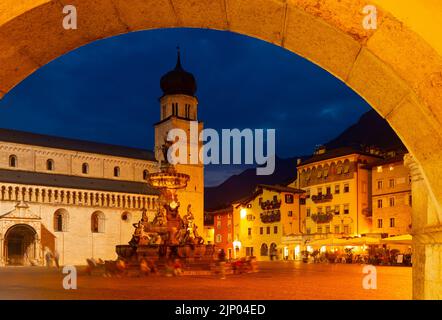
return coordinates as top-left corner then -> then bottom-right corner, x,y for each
116,140 -> 214,269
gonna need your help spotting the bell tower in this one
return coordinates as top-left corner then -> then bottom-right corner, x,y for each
154,48 -> 205,233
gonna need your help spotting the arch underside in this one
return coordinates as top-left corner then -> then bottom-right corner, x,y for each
0,1 -> 441,216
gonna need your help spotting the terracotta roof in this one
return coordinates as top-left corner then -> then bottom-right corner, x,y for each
0,128 -> 155,161
0,169 -> 159,195
364,154 -> 407,169
258,184 -> 305,194
297,147 -> 382,167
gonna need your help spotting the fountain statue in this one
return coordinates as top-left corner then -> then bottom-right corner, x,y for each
116,138 -> 213,267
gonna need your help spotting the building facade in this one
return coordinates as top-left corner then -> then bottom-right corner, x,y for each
0,53 -> 204,266
294,147 -> 382,241
369,155 -> 412,237
230,184 -> 305,261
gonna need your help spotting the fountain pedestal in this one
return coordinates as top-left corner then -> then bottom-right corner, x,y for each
116,163 -> 214,271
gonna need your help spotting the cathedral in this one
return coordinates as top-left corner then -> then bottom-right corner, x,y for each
0,52 -> 204,266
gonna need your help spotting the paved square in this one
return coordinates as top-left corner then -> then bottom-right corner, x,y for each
0,262 -> 411,300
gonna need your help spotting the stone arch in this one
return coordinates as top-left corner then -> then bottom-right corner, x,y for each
4,224 -> 37,266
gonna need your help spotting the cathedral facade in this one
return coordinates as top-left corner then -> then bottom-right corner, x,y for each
0,53 -> 204,266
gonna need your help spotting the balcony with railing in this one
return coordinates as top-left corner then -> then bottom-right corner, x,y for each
260,210 -> 281,223
260,199 -> 282,210
311,212 -> 333,224
311,193 -> 333,203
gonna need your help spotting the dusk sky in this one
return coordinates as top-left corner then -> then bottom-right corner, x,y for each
0,28 -> 371,186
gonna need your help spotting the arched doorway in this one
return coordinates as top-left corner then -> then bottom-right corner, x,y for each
260,243 -> 268,257
270,243 -> 278,261
4,224 -> 37,266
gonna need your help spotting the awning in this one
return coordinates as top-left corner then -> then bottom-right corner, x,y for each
344,237 -> 381,246
380,234 -> 412,245
308,237 -> 381,247
308,238 -> 349,247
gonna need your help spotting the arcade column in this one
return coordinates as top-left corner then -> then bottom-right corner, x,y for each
405,154 -> 442,300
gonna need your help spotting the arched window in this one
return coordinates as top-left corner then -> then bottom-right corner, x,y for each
91,211 -> 105,233
54,209 -> 69,232
143,169 -> 149,180
114,166 -> 120,177
9,155 -> 17,168
82,163 -> 89,174
46,159 -> 54,171
260,243 -> 269,256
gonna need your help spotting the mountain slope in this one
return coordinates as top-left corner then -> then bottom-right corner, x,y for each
325,110 -> 405,150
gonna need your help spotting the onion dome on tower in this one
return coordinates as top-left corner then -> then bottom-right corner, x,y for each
160,47 -> 197,97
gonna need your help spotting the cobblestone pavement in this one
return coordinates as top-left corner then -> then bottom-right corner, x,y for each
0,261 -> 411,300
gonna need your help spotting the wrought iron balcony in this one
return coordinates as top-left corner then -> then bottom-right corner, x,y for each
260,199 -> 282,210
311,193 -> 333,203
260,210 -> 281,223
311,212 -> 333,224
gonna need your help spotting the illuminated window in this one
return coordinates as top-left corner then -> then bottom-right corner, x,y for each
377,166 -> 383,173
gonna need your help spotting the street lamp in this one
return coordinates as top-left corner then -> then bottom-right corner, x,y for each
240,208 -> 247,219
